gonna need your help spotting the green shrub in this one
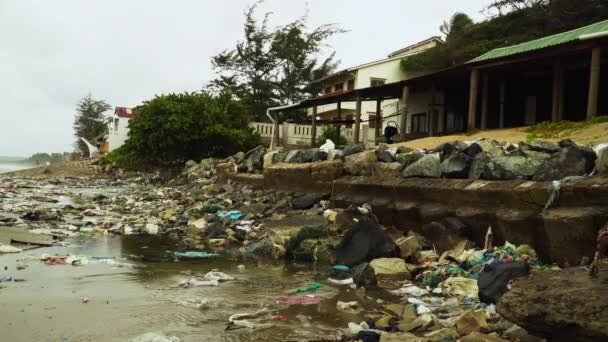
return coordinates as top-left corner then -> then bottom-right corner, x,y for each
122,91 -> 260,167
317,125 -> 348,146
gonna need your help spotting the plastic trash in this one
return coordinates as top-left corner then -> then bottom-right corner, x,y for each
327,277 -> 354,285
131,332 -> 182,342
390,285 -> 429,297
443,277 -> 479,298
478,261 -> 530,304
319,139 -> 335,153
203,271 -> 234,282
0,275 -> 12,282
228,308 -> 274,330
218,210 -> 243,220
276,295 -> 319,305
333,265 -> 350,272
336,301 -> 359,311
178,278 -> 219,287
172,251 -> 220,258
289,283 -> 323,294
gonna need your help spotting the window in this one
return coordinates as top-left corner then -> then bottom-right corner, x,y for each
368,113 -> 377,129
411,113 -> 427,133
334,83 -> 344,92
370,78 -> 385,87
324,86 -> 332,94
347,79 -> 355,91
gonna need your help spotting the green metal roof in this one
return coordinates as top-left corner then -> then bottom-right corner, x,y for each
469,19 -> 608,64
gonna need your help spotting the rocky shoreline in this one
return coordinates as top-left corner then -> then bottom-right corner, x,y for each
1,142 -> 607,341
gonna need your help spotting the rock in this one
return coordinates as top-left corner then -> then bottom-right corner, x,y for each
478,262 -> 530,304
208,238 -> 226,248
370,258 -> 410,280
457,309 -> 488,336
300,148 -> 327,163
242,145 -> 267,173
476,139 -> 505,158
521,140 -> 561,154
464,143 -> 483,158
342,144 -> 365,158
373,162 -> 402,177
597,147 -> 608,175
460,333 -> 508,342
436,141 -> 469,160
558,139 -> 576,148
396,236 -> 421,260
482,156 -> 543,180
441,152 -> 472,179
396,151 -> 425,168
271,151 -> 288,164
503,325 -> 543,342
397,146 -> 413,154
290,237 -> 336,263
425,328 -> 459,342
469,152 -> 491,179
291,193 -> 327,210
335,218 -> 398,266
497,265 -> 608,342
351,262 -> 377,287
284,150 -> 304,163
377,150 -> 396,163
344,150 -> 377,176
533,145 -> 597,181
380,332 -> 426,342
401,153 -> 441,178
144,223 -> 159,235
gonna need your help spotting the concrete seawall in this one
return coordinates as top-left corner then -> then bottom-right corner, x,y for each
230,161 -> 608,265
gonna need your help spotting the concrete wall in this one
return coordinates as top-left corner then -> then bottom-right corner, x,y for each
107,116 -> 131,152
232,162 -> 608,266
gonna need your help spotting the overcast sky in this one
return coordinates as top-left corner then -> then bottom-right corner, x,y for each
0,0 -> 490,157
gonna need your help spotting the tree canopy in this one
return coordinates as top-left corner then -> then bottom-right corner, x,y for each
210,1 -> 343,121
73,94 -> 112,156
402,0 -> 608,73
118,91 -> 260,167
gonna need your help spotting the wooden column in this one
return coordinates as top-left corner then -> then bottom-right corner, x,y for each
468,68 -> 480,130
273,115 -> 280,148
428,83 -> 436,137
311,106 -> 317,146
354,96 -> 362,144
499,81 -> 506,128
481,73 -> 489,130
375,99 -> 382,145
336,101 -> 342,142
400,86 -> 410,140
587,47 -> 601,119
551,60 -> 563,123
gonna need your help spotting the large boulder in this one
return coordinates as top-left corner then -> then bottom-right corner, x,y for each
271,151 -> 288,164
520,140 -> 561,154
533,145 -> 597,181
336,218 -> 398,266
469,152 -> 492,179
377,150 -> 397,163
435,141 -> 469,161
300,148 -> 327,163
240,145 -> 267,173
373,162 -> 402,178
476,139 -> 505,158
344,150 -> 377,176
596,147 -> 608,175
342,144 -> 365,158
401,153 -> 441,178
441,152 -> 472,179
396,151 -> 425,168
497,265 -> 608,342
482,156 -> 543,180
284,150 -> 304,163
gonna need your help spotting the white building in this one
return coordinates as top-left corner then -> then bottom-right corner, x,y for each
309,37 -> 444,136
107,107 -> 136,152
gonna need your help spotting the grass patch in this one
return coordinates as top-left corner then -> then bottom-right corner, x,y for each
525,115 -> 608,143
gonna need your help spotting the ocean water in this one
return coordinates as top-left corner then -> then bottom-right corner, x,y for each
0,162 -> 32,174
